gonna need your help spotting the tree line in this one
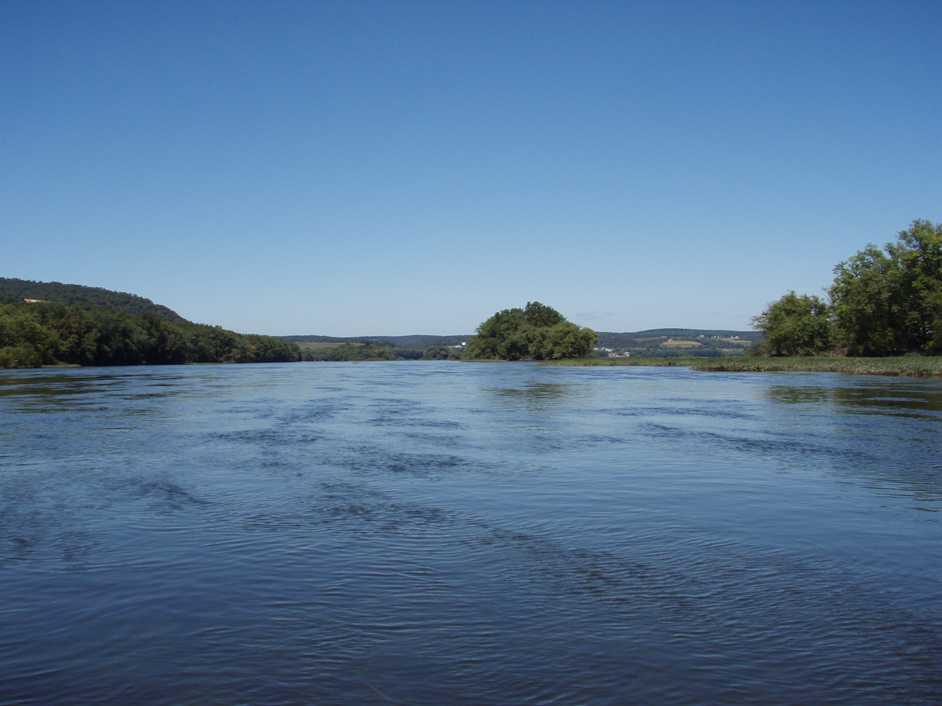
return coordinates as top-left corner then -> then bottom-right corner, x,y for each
755,220 -> 942,356
0,301 -> 300,368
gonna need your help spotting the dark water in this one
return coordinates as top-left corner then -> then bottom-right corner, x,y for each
1,362 -> 941,705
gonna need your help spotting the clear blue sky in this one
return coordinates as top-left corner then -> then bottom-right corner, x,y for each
3,1 -> 940,335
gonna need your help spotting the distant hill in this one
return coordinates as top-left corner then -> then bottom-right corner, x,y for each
0,277 -> 184,322
597,329 -> 762,356
284,329 -> 761,357
284,334 -> 470,349
0,278 -> 298,368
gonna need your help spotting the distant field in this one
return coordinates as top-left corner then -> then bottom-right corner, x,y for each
295,341 -> 358,350
660,339 -> 702,349
547,356 -> 942,378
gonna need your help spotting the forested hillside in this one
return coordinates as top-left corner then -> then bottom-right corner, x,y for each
0,280 -> 299,368
0,278 -> 184,321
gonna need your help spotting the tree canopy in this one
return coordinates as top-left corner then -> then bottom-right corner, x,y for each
830,220 -> 942,355
753,292 -> 831,356
466,302 -> 597,360
0,300 -> 300,368
0,277 -> 184,321
756,220 -> 942,357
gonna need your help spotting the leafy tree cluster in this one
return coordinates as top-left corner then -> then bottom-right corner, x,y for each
422,345 -> 464,360
0,301 -> 300,368
753,292 -> 832,356
300,343 -> 397,361
299,342 -> 427,361
466,301 -> 597,360
755,220 -> 942,356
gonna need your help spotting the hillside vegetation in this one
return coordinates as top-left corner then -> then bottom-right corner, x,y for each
0,278 -> 184,322
0,279 -> 299,368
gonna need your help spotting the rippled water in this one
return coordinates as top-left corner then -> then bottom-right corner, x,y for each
1,362 -> 941,705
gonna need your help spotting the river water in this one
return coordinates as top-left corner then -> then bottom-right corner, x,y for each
1,362 -> 940,705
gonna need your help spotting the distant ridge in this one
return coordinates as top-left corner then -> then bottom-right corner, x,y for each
622,328 -> 761,338
283,334 -> 470,349
283,329 -> 762,355
0,277 -> 184,322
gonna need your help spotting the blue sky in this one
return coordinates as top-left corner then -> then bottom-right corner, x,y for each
2,1 -> 940,335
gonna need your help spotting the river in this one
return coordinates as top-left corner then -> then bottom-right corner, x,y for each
1,362 -> 940,704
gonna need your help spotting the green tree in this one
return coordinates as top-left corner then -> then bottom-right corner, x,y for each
467,302 -> 597,360
890,220 -> 942,353
830,220 -> 942,355
523,301 -> 565,327
753,292 -> 832,356
829,246 -> 901,355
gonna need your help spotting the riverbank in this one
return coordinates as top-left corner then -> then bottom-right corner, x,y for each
546,356 -> 942,378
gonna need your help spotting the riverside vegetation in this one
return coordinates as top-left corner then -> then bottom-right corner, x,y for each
754,220 -> 942,357
0,279 -> 300,368
4,219 -> 941,374
560,219 -> 942,377
548,355 -> 942,378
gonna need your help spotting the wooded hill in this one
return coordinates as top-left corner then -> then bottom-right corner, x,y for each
0,278 -> 299,368
0,278 -> 185,322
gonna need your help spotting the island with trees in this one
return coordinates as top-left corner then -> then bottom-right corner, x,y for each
465,302 -> 597,360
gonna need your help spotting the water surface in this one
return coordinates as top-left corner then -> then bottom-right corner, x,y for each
1,362 -> 941,704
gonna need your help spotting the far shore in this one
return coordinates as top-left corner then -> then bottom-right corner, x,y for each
3,356 -> 941,380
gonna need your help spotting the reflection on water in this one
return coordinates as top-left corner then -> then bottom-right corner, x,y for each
1,363 -> 941,705
769,381 -> 942,421
489,381 -> 575,413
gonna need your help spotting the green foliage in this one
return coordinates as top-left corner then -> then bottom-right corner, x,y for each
299,342 -> 396,361
0,301 -> 300,369
756,220 -> 942,358
422,345 -> 463,360
521,301 -> 565,327
467,301 -> 597,360
829,246 -> 902,355
752,291 -> 832,356
830,220 -> 942,355
0,277 -> 184,321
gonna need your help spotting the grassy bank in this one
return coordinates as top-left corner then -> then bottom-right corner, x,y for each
693,356 -> 942,377
546,356 -> 942,378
